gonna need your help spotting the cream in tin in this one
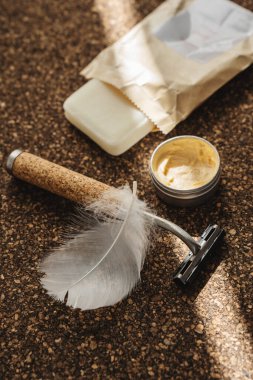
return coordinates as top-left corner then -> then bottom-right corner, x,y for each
150,136 -> 221,207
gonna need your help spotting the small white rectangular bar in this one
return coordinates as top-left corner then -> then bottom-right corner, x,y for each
63,79 -> 154,156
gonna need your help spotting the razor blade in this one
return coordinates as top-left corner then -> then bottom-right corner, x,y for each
173,224 -> 225,286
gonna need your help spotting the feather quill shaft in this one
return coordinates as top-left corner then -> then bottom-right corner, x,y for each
65,182 -> 137,291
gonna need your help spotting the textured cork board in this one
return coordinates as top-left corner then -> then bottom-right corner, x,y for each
1,0 -> 253,379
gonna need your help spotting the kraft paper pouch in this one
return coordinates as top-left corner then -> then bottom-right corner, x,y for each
81,0 -> 253,134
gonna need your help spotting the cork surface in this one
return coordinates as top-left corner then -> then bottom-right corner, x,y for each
1,1 -> 252,379
12,152 -> 110,204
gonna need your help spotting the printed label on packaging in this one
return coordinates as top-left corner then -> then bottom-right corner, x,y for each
154,0 -> 253,62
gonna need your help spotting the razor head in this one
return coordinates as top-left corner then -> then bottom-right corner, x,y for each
173,224 -> 225,286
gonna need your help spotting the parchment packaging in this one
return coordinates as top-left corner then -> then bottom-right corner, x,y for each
81,0 -> 253,134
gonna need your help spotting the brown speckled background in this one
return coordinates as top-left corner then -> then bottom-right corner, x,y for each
1,1 -> 253,379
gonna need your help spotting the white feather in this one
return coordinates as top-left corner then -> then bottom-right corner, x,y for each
40,182 -> 153,310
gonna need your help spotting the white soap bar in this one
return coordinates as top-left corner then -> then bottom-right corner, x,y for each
63,79 -> 154,155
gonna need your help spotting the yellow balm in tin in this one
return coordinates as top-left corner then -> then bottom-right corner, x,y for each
150,136 -> 221,207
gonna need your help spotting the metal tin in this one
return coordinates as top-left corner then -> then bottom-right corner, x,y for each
150,136 -> 221,207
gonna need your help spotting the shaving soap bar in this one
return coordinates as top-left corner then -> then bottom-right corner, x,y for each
63,79 -> 154,155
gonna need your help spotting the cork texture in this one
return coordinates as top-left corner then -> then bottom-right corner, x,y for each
12,152 -> 110,205
1,1 -> 253,379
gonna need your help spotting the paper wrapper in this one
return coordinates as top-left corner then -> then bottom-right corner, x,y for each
81,0 -> 253,134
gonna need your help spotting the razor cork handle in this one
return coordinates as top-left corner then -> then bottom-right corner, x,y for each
6,149 -> 110,204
